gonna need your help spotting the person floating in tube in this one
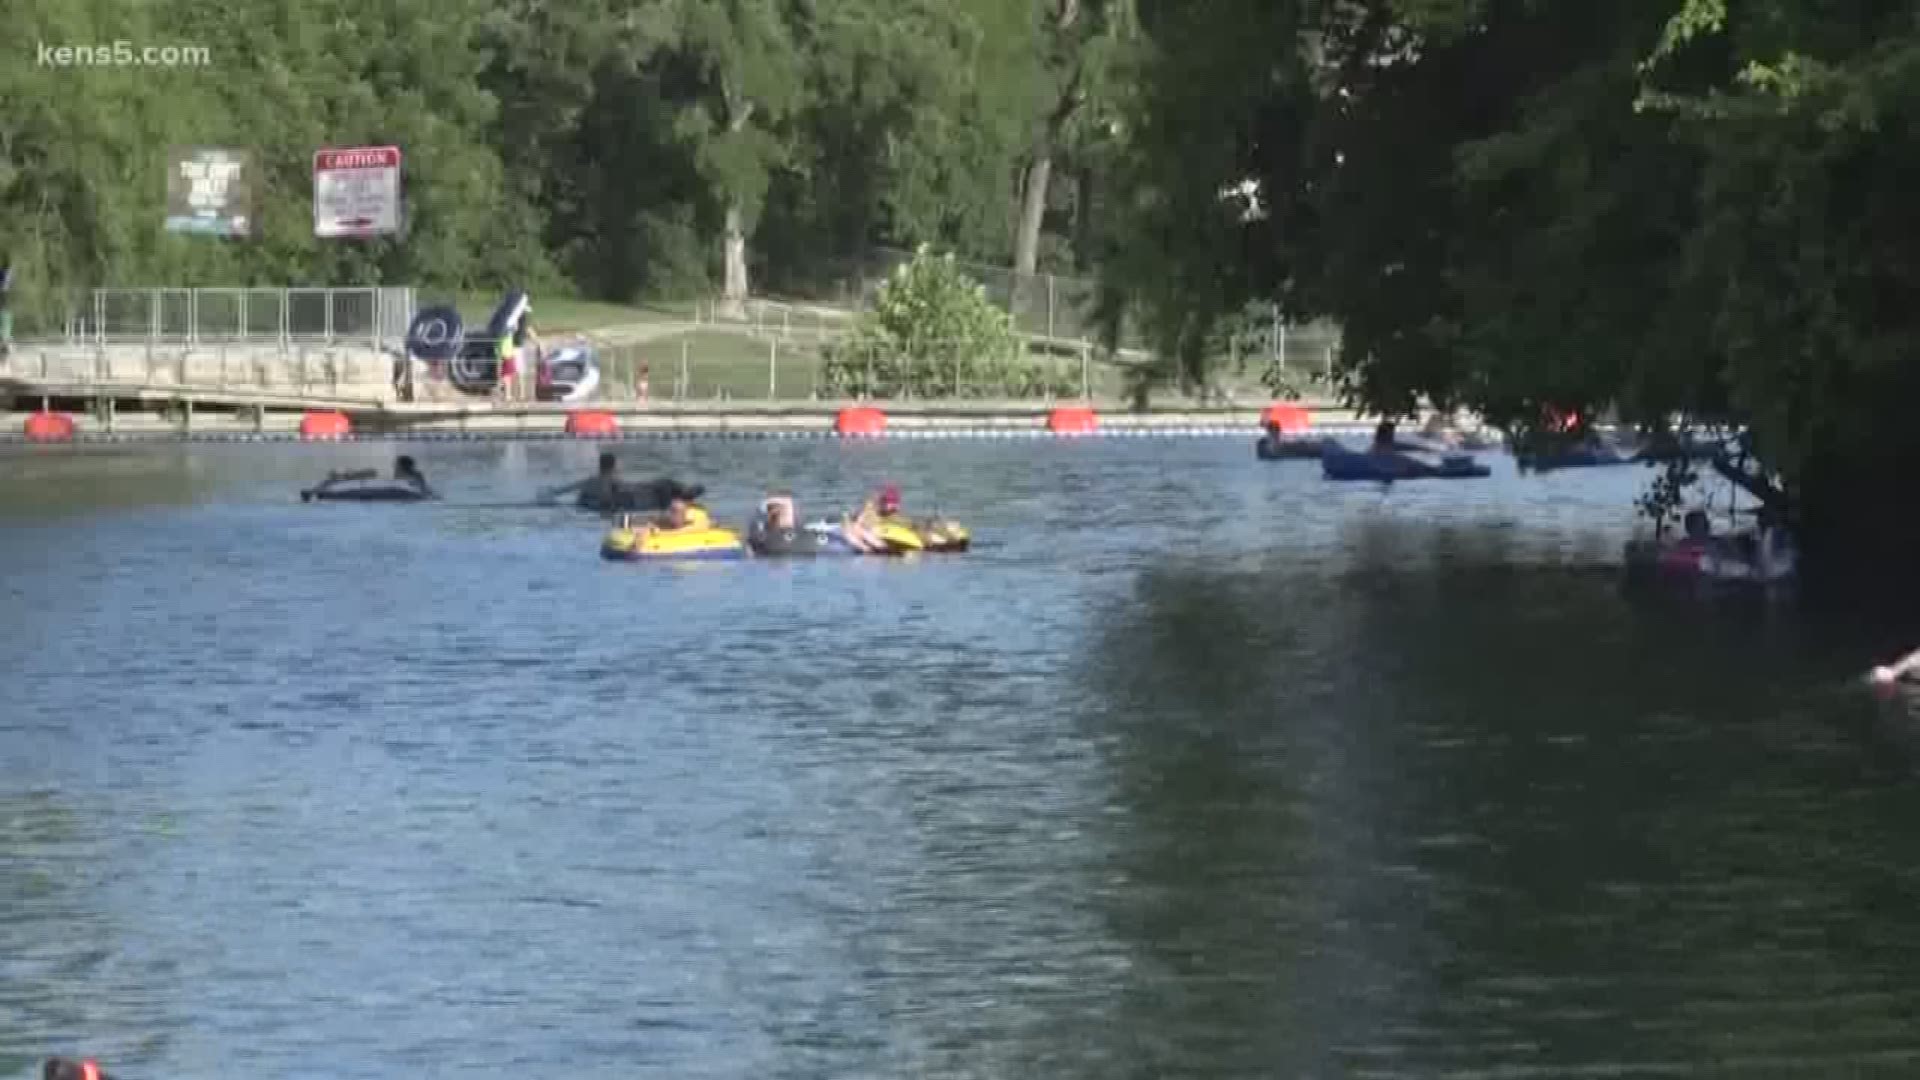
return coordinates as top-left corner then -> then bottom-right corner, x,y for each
302,455 -> 436,501
838,484 -> 902,551
622,494 -> 710,537
543,452 -> 704,512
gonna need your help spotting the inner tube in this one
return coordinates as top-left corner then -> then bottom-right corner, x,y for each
535,345 -> 601,404
1322,446 -> 1491,481
406,305 -> 465,362
748,520 -> 860,556
446,335 -> 501,396
579,478 -> 706,512
601,522 -> 745,561
1518,443 -> 1633,472
1256,435 -> 1329,460
871,517 -> 971,553
1633,434 -> 1721,463
487,289 -> 530,339
302,484 -> 430,503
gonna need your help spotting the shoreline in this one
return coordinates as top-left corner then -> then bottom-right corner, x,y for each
3,399 -> 1408,443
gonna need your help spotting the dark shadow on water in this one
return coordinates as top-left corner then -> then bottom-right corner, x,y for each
1069,518 -> 1920,1076
0,791 -> 173,1073
0,447 -> 214,520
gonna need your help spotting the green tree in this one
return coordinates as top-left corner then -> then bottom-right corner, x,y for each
1097,0 -> 1920,592
1012,0 -> 1135,278
653,0 -> 806,318
822,244 -> 1076,398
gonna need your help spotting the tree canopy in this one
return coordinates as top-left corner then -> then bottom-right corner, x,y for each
6,0 -> 1917,585
1097,0 -> 1920,592
2,0 -> 1116,327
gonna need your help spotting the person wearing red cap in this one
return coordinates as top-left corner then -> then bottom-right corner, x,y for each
853,484 -> 904,528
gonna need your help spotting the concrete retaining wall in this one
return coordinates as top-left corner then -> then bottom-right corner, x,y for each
1,343 -> 399,401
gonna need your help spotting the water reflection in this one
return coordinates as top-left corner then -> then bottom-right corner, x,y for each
0,791 -> 173,1074
1076,521 -> 1920,1075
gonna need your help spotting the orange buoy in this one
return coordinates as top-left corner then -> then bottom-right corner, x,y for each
1260,403 -> 1310,433
299,411 -> 352,440
23,411 -> 76,442
565,410 -> 619,437
1046,406 -> 1098,434
835,407 -> 887,436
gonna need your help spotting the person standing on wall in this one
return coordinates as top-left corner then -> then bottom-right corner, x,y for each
494,316 -> 517,401
512,305 -> 542,401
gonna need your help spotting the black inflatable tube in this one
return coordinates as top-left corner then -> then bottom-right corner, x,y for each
578,478 -> 706,512
302,485 -> 430,502
406,305 -> 465,363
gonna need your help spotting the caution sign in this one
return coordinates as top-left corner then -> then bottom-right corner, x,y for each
166,147 -> 251,237
313,145 -> 402,238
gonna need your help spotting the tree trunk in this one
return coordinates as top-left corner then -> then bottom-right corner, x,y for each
1014,153 -> 1053,278
720,202 -> 749,321
716,88 -> 755,321
1014,0 -> 1084,278
1074,164 -> 1097,268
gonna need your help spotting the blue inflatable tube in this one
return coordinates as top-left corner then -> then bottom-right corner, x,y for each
1518,445 -> 1635,471
1255,435 -> 1330,460
1322,446 -> 1491,481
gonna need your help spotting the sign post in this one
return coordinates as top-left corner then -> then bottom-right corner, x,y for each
166,147 -> 251,237
313,146 -> 402,238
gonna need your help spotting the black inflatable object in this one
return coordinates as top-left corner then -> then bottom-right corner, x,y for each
747,521 -> 859,556
579,478 -> 706,512
446,337 -> 502,395
302,484 -> 430,503
487,289 -> 530,339
406,305 -> 465,362
436,289 -> 532,397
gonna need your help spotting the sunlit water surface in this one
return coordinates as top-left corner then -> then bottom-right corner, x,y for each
4,438 -> 1919,1078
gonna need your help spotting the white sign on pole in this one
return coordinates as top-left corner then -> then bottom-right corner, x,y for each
313,146 -> 402,238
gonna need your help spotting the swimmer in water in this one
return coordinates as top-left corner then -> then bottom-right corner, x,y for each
543,452 -> 703,511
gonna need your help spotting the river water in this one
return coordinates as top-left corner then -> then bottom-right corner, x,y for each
4,438 -> 1920,1078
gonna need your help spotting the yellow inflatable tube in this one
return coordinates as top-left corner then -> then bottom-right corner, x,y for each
870,517 -> 971,554
601,510 -> 746,561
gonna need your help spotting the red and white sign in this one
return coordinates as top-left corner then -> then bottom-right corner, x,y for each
313,145 -> 402,238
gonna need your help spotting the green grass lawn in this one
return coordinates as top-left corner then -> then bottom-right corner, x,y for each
445,293 -> 698,333
596,330 -> 829,400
